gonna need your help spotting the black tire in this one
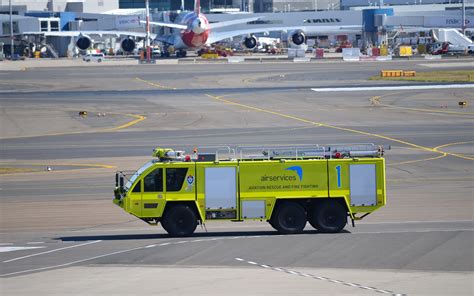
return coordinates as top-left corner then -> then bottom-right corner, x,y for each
312,200 -> 347,233
271,202 -> 306,234
161,204 -> 197,237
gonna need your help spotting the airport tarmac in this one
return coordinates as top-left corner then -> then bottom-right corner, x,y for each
0,59 -> 473,295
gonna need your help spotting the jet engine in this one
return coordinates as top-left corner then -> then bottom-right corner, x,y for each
243,35 -> 257,49
76,35 -> 92,50
120,37 -> 136,53
288,30 -> 306,47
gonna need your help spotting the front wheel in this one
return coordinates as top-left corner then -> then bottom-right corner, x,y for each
270,202 -> 306,234
310,200 -> 347,233
161,204 -> 197,237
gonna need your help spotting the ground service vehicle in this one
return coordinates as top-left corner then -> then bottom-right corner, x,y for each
114,144 -> 387,236
83,53 -> 105,62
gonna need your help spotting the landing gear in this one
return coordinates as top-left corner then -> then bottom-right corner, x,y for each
161,204 -> 197,237
176,50 -> 187,58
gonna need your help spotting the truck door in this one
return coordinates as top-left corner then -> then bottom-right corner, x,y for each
127,180 -> 143,217
164,163 -> 195,201
141,167 -> 164,217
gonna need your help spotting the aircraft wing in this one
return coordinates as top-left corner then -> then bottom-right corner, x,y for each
142,21 -> 188,30
207,25 -> 362,44
208,17 -> 262,30
22,31 -> 156,38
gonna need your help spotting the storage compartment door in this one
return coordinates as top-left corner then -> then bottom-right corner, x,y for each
205,167 -> 237,219
349,164 -> 377,206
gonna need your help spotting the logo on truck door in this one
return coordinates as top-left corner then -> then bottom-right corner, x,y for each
185,175 -> 194,191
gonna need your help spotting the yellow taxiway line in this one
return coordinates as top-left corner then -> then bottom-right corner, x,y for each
135,77 -> 177,90
371,96 -> 474,116
206,94 -> 472,162
106,114 -> 146,131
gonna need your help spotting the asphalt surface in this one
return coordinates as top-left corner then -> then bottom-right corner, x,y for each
0,58 -> 473,295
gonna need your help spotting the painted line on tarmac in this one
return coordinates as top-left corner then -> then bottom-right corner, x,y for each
0,246 -> 46,253
388,153 -> 447,166
205,94 -> 459,161
135,77 -> 177,90
0,235 -> 281,277
311,84 -> 474,92
105,113 -> 146,131
235,258 -> 403,295
0,162 -> 116,170
3,240 -> 101,263
433,140 -> 474,161
0,245 -> 144,277
370,96 -> 474,116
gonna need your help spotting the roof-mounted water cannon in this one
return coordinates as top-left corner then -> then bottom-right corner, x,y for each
152,147 -> 186,161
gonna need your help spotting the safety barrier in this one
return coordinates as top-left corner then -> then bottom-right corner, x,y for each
380,70 -> 416,77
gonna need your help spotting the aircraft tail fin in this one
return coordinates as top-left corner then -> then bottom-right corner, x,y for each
195,0 -> 200,15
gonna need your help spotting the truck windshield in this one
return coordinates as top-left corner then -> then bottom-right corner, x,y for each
125,161 -> 154,190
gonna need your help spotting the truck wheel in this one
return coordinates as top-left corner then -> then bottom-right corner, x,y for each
161,205 -> 197,237
271,202 -> 306,234
312,200 -> 347,233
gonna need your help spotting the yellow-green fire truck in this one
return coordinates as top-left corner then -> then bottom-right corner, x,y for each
114,144 -> 386,237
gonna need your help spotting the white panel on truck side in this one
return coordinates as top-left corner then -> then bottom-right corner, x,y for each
349,164 -> 376,206
205,167 -> 236,209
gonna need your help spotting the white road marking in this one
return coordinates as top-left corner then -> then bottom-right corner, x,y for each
0,246 -> 46,253
311,84 -> 474,92
26,242 -> 45,245
419,62 -> 474,68
235,258 -> 402,295
145,244 -> 156,248
0,246 -> 144,277
3,240 -> 101,263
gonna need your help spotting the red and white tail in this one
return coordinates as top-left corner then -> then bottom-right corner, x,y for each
195,0 -> 200,15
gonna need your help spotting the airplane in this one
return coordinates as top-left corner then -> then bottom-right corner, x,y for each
146,0 -> 362,57
17,0 -> 362,58
144,0 -> 261,57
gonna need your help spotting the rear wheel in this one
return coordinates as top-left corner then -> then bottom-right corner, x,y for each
270,202 -> 306,234
161,204 -> 197,237
311,200 -> 347,233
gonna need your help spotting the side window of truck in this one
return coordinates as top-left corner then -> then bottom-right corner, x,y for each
132,180 -> 141,193
144,168 -> 163,192
166,168 -> 188,192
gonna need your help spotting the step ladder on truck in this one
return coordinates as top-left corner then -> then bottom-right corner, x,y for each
114,144 -> 387,236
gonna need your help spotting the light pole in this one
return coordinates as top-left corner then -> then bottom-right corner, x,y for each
9,0 -> 14,59
145,0 -> 150,61
462,0 -> 466,35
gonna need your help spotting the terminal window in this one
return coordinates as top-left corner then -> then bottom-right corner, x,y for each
2,21 -> 19,34
119,0 -> 172,9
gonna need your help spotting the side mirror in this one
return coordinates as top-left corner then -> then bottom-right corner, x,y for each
115,173 -> 119,187
120,176 -> 124,188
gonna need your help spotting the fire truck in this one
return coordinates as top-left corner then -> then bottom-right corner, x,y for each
114,144 -> 386,237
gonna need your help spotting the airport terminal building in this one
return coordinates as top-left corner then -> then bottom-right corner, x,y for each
0,0 -> 472,57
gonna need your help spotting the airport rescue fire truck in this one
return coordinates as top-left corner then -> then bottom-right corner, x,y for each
114,144 -> 386,237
